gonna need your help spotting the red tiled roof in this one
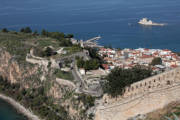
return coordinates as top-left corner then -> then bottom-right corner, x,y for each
171,64 -> 178,68
102,64 -> 109,70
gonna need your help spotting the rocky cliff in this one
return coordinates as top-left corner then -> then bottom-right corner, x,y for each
0,32 -> 93,120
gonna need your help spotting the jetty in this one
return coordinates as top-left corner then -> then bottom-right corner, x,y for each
81,36 -> 103,48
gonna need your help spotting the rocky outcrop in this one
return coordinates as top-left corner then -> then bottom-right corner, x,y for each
0,48 -> 95,120
0,49 -> 39,85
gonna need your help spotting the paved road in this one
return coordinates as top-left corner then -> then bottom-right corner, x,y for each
71,59 -> 84,93
56,51 -> 102,97
72,59 -> 103,97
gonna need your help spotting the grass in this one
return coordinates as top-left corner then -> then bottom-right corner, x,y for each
0,32 -> 33,63
54,69 -> 74,81
36,37 -> 59,49
0,32 -> 61,63
63,45 -> 83,55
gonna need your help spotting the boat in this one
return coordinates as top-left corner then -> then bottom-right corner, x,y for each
138,18 -> 165,26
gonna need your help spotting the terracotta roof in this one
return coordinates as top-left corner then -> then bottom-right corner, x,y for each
102,64 -> 109,70
171,64 -> 178,68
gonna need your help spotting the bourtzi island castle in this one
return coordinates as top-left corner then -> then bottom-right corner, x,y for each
0,28 -> 180,120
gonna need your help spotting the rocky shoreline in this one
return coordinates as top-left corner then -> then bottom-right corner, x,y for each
0,94 -> 40,120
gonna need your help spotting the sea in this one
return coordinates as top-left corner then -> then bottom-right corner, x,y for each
0,0 -> 180,118
0,0 -> 180,51
0,99 -> 27,120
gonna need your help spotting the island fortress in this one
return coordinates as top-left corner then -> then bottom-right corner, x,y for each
138,18 -> 165,26
95,67 -> 180,120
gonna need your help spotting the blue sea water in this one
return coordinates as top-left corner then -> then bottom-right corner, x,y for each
0,99 -> 27,120
0,0 -> 180,119
0,0 -> 180,51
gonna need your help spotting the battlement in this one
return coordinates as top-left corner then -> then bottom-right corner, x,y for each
123,67 -> 180,97
95,67 -> 180,120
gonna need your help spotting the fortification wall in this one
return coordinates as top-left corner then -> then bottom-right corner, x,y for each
95,67 -> 180,120
56,78 -> 76,90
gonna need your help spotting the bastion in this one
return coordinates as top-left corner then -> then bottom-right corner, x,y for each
95,67 -> 180,120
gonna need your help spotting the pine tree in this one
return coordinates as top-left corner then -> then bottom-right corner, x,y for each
1,28 -> 8,32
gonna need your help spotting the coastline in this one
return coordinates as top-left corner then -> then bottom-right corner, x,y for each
0,94 -> 40,120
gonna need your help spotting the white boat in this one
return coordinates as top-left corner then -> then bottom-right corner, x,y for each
138,18 -> 165,26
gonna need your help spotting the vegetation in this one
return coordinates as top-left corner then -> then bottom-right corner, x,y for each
54,69 -> 74,81
78,94 -> 95,110
76,57 -> 100,71
20,27 -> 32,33
1,28 -> 8,33
65,34 -> 74,38
33,30 -> 39,36
176,52 -> 180,56
63,44 -> 83,56
76,47 -> 103,70
0,28 -> 95,120
165,113 -> 179,120
36,38 -> 59,48
0,28 -> 75,62
41,29 -> 73,47
151,57 -> 162,66
103,66 -> 152,97
0,76 -> 71,120
43,47 -> 57,57
0,32 -> 34,63
86,47 -> 104,65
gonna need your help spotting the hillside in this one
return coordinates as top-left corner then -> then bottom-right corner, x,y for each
0,31 -> 93,120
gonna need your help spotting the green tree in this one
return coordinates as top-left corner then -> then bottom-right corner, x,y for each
104,66 -> 152,97
84,61 -> 90,70
24,27 -> 32,33
165,113 -> 179,120
20,28 -> 25,32
77,57 -> 85,68
1,28 -> 8,32
41,29 -> 48,36
77,58 -> 100,70
151,57 -> 162,66
33,30 -> 38,35
59,38 -> 72,47
44,47 -> 54,57
65,34 -> 74,38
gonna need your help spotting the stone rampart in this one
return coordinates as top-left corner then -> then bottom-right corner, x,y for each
95,67 -> 180,120
56,78 -> 76,90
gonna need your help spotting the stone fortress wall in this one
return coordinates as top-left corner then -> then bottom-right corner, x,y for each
95,67 -> 180,120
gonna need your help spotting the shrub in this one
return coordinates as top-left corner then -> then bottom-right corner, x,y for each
151,57 -> 162,66
1,28 -> 8,32
103,66 -> 152,97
